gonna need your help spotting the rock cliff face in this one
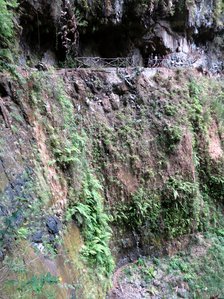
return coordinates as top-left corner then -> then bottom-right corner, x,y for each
0,1 -> 223,298
0,66 -> 223,298
17,0 -> 224,70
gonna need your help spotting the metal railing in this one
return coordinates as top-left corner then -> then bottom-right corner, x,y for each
73,57 -> 132,68
147,58 -> 194,68
70,56 -> 196,68
55,56 -> 223,74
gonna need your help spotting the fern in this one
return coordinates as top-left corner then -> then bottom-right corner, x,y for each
71,171 -> 115,277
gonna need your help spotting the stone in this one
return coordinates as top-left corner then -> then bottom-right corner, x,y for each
188,0 -> 215,29
0,250 -> 4,261
140,281 -> 147,288
13,210 -> 24,227
0,204 -> 8,216
113,82 -> 129,95
153,279 -> 161,287
31,231 -> 43,243
70,290 -> 76,299
110,93 -> 120,110
103,0 -> 124,24
34,243 -> 45,254
35,62 -> 48,71
131,48 -> 144,67
177,288 -> 188,298
46,216 -> 60,234
41,50 -> 57,66
102,96 -> 112,113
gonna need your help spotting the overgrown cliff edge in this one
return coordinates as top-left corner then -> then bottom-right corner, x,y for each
0,1 -> 223,298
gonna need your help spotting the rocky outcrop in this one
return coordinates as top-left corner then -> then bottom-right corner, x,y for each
16,0 -> 223,71
0,67 -> 223,299
0,1 -> 223,298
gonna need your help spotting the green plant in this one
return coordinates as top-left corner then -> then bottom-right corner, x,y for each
112,188 -> 161,235
137,257 -> 146,267
210,89 -> 224,130
3,256 -> 27,274
136,258 -> 156,282
7,272 -> 58,298
162,176 -> 200,237
29,73 -> 86,171
113,232 -> 224,298
0,0 -> 17,45
207,172 -> 224,204
187,234 -> 224,298
0,205 -> 26,248
188,80 -> 205,132
123,266 -> 132,278
131,188 -> 161,229
141,265 -> 155,282
27,73 -> 114,287
51,132 -> 85,167
17,227 -> 29,240
213,0 -> 224,26
48,82 -> 86,169
169,257 -> 189,273
164,103 -> 177,116
163,124 -> 182,151
74,8 -> 88,28
0,0 -> 18,68
70,171 -> 115,278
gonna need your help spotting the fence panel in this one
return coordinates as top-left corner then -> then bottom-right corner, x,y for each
67,56 -> 206,69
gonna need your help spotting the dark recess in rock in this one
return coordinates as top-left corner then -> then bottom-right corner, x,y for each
0,78 -> 12,97
19,1 -> 58,59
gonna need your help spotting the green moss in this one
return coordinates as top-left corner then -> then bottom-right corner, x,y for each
6,273 -> 59,299
187,78 -> 224,219
0,0 -> 18,68
163,124 -> 182,152
0,0 -> 17,43
213,0 -> 224,26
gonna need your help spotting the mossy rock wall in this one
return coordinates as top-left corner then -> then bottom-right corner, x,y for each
0,67 -> 223,298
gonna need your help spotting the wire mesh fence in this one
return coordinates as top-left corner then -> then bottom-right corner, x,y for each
54,56 -> 224,74
70,56 -> 195,68
72,57 -> 132,68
